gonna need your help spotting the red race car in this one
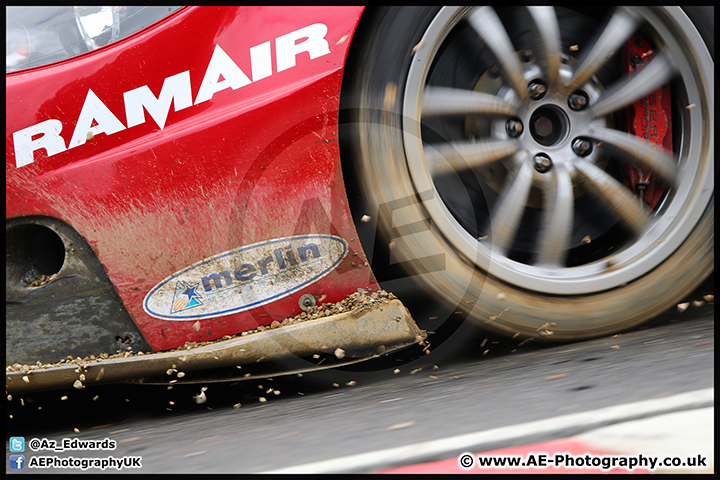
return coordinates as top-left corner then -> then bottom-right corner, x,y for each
6,6 -> 713,393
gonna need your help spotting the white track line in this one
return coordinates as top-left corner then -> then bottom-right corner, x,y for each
265,388 -> 713,473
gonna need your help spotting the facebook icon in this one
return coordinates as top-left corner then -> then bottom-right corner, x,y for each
9,454 -> 25,470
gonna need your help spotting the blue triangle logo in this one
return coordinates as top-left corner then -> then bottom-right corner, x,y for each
170,280 -> 204,314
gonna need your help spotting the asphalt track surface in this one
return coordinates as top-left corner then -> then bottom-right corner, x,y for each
5,275 -> 714,474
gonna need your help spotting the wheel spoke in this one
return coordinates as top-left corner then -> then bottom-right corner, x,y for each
590,53 -> 675,117
422,87 -> 518,117
424,139 -> 519,176
587,126 -> 679,186
490,158 -> 533,253
565,7 -> 640,93
527,6 -> 562,88
574,160 -> 650,235
467,7 -> 528,100
535,166 -> 574,267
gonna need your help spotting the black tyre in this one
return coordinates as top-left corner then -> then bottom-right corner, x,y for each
342,6 -> 713,341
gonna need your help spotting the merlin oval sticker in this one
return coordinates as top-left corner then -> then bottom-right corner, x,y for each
143,234 -> 348,321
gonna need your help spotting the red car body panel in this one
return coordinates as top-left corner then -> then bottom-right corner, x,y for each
6,6 -> 377,351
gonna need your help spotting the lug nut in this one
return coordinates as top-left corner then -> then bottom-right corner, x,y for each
572,138 -> 593,157
528,81 -> 547,100
505,119 -> 524,137
568,92 -> 589,111
533,153 -> 552,173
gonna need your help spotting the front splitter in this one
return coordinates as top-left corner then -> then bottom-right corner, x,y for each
6,299 -> 426,394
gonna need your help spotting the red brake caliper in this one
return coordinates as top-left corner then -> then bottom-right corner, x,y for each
622,34 -> 672,209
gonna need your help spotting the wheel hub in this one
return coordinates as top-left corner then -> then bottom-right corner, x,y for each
530,105 -> 569,147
